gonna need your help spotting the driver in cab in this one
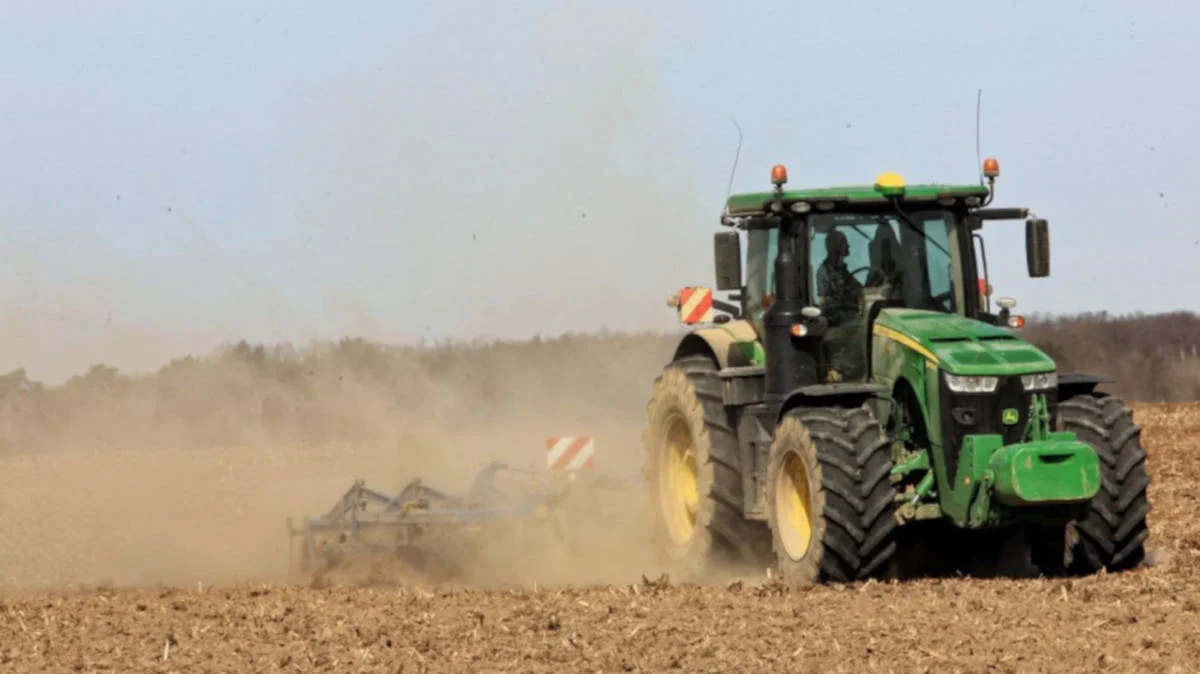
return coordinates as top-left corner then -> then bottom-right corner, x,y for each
816,229 -> 863,326
816,229 -> 866,382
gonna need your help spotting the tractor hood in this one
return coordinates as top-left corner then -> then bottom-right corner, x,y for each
873,308 -> 1056,376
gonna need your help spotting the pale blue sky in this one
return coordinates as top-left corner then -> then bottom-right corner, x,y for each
2,1 -> 1196,381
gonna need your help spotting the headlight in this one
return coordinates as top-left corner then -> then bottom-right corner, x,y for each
944,373 -> 999,393
1020,372 -> 1057,391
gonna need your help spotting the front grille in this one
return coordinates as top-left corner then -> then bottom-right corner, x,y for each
939,374 -> 1057,483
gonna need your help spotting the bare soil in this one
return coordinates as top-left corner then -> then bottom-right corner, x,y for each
1,402 -> 1198,672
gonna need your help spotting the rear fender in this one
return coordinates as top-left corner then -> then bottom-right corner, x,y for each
1057,373 -> 1113,401
672,319 -> 762,369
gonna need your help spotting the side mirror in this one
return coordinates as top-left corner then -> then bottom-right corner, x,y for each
714,231 -> 742,290
1025,218 -> 1049,278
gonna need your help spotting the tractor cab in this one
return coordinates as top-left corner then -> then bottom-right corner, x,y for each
717,160 -> 1049,386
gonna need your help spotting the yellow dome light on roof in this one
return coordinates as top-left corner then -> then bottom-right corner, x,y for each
874,171 -> 906,196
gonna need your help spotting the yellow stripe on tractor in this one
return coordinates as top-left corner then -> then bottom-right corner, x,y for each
872,324 -> 940,365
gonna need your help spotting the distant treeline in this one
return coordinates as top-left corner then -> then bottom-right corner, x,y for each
0,332 -> 679,455
0,312 -> 1196,454
1023,311 -> 1200,402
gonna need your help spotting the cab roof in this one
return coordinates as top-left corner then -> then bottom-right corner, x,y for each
724,182 -> 990,217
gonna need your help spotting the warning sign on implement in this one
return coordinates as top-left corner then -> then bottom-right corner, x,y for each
546,436 -> 595,471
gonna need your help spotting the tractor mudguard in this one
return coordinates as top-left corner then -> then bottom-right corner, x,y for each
778,382 -> 886,422
1057,373 -> 1114,400
672,319 -> 762,369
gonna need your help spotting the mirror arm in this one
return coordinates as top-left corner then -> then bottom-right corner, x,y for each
972,232 -> 991,315
974,207 -> 1029,221
713,298 -> 742,320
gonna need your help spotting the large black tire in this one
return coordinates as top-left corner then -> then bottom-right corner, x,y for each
642,355 -> 767,577
766,406 -> 898,584
1057,393 -> 1151,573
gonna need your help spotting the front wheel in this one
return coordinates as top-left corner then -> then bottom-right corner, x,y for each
766,405 -> 898,585
1057,393 -> 1151,573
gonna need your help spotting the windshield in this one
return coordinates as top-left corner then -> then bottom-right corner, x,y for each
808,209 -> 965,324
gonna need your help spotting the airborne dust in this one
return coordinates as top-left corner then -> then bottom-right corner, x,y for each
0,333 -> 700,593
0,5 -> 716,594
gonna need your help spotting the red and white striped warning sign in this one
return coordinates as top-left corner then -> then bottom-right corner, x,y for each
546,436 -> 595,471
678,286 -> 714,325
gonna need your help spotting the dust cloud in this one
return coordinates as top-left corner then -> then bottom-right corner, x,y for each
0,332 -> 687,592
0,4 -> 723,592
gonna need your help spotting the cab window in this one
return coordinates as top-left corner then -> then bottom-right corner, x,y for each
744,226 -> 778,336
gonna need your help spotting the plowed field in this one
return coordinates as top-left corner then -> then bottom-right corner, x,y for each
2,403 -> 1199,672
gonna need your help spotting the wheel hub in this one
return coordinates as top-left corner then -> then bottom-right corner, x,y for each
661,416 -> 699,545
775,451 -> 813,560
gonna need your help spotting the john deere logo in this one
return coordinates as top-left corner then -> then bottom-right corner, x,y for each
1002,408 -> 1020,425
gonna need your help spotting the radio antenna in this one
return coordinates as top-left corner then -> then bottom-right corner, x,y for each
724,117 -> 743,206
975,88 -> 983,184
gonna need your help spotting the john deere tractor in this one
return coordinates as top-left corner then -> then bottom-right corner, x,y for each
643,159 -> 1150,583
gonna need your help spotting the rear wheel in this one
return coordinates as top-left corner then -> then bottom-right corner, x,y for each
766,406 -> 898,584
643,355 -> 766,577
1057,393 -> 1151,573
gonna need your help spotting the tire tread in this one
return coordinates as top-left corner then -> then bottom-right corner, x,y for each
767,405 -> 898,584
642,355 -> 768,574
1058,393 -> 1151,572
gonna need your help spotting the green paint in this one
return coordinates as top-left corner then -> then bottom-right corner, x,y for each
891,449 -> 930,477
906,400 -> 1099,526
989,437 -> 1101,506
913,471 -> 935,502
921,361 -> 951,513
726,182 -> 989,216
734,339 -> 763,366
873,310 -> 1090,526
713,325 -> 766,367
891,448 -> 938,523
868,312 -> 1085,526
980,393 -> 1102,507
671,178 -> 1107,538
1022,393 -> 1052,442
939,434 -> 1004,525
967,470 -> 995,528
874,309 -> 1057,376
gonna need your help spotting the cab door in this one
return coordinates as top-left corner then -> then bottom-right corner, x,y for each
742,221 -> 779,339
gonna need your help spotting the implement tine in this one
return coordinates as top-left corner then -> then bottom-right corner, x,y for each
322,480 -> 364,520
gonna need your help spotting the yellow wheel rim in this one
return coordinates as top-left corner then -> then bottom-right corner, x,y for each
660,415 -> 699,545
775,452 -> 813,560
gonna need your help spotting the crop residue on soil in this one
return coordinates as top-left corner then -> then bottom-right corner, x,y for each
0,402 -> 1197,671
2,560 -> 1200,672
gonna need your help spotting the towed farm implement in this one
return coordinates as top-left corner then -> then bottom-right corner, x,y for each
288,444 -> 639,582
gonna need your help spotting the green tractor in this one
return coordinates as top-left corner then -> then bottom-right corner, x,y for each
643,158 -> 1150,584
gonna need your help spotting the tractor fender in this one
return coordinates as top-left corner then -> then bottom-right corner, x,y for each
672,319 -> 761,369
777,382 -> 886,423
1057,372 -> 1114,400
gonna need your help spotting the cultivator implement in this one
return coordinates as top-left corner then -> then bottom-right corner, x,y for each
287,458 -> 638,582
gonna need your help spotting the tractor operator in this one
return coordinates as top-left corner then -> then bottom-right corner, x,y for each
816,229 -> 867,382
816,229 -> 864,326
